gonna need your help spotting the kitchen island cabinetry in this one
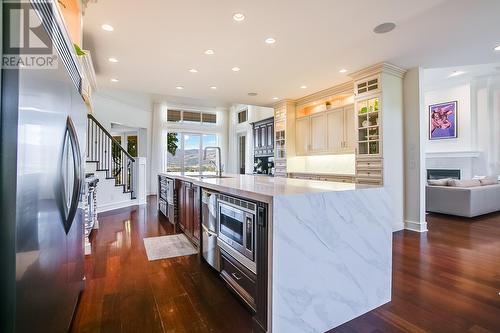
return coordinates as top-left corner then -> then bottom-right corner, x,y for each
159,172 -> 392,333
178,181 -> 200,247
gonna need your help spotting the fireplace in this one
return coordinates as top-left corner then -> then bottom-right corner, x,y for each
427,169 -> 461,180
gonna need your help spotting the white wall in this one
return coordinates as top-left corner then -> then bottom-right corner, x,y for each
91,87 -> 154,193
403,68 -> 427,232
425,84 -> 472,152
424,77 -> 500,179
381,72 -> 405,232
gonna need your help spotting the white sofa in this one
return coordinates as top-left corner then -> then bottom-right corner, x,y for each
426,179 -> 500,218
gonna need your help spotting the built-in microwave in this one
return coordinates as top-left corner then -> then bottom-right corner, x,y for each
217,194 -> 257,272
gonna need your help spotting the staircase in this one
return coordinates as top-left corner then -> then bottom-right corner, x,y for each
86,114 -> 137,212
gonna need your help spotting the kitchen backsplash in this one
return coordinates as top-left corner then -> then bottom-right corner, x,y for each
287,154 -> 355,175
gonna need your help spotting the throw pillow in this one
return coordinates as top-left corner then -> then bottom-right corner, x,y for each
427,178 -> 450,186
448,179 -> 482,187
479,177 -> 498,186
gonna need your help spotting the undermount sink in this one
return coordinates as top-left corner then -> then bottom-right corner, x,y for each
197,175 -> 232,179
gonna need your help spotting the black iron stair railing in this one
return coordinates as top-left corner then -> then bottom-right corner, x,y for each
87,114 -> 136,199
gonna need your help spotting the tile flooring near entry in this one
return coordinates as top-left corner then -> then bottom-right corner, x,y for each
71,196 -> 500,333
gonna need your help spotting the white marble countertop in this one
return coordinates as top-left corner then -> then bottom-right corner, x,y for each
287,171 -> 356,177
159,172 -> 378,201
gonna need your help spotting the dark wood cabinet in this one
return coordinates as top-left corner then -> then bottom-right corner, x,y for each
178,181 -> 200,248
253,203 -> 268,332
178,182 -> 186,232
252,117 -> 274,157
192,185 -> 201,243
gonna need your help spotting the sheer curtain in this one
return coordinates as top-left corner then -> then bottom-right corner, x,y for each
150,102 -> 167,193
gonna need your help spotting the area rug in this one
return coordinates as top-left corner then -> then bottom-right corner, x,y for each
143,234 -> 197,261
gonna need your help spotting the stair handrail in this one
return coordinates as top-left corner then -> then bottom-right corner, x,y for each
87,113 -> 135,162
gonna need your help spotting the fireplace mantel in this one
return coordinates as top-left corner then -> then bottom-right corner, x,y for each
426,151 -> 481,159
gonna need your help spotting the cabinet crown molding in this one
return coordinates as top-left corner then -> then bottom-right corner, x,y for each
349,62 -> 407,80
295,81 -> 353,107
272,99 -> 295,108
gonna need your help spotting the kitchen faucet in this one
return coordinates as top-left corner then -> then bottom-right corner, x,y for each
203,146 -> 223,176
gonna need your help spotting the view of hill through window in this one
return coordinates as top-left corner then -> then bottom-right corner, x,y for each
166,133 -> 218,173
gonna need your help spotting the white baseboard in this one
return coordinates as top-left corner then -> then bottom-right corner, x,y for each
404,219 -> 428,232
97,199 -> 138,213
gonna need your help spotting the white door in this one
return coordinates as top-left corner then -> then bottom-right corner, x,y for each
237,134 -> 246,174
327,110 -> 344,151
295,117 -> 310,155
343,105 -> 356,151
310,114 -> 327,152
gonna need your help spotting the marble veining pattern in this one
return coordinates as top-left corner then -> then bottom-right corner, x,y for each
159,172 -> 378,201
272,188 -> 393,333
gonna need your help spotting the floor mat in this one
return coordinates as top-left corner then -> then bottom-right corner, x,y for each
143,234 -> 197,261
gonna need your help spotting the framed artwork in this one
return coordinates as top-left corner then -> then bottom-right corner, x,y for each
429,101 -> 457,140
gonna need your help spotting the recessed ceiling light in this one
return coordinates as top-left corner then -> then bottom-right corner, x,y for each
231,67 -> 240,72
210,86 -> 217,90
248,92 -> 258,96
176,86 -> 184,90
495,45 -> 500,51
339,68 -> 348,73
300,85 -> 307,89
233,13 -> 245,22
110,78 -> 119,82
373,22 -> 396,34
108,57 -> 118,63
101,24 -> 114,32
204,49 -> 215,55
189,68 -> 198,73
272,97 -> 279,100
265,37 -> 276,44
448,71 -> 466,78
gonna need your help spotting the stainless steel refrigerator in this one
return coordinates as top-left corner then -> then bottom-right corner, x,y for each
1,2 -> 86,332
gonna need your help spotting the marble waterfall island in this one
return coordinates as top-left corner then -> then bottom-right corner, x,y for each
272,189 -> 392,333
158,173 -> 393,332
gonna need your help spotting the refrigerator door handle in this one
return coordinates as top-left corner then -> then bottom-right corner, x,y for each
59,116 -> 83,234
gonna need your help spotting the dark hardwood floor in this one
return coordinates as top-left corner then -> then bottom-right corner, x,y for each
71,196 -> 252,333
334,212 -> 500,333
71,196 -> 500,333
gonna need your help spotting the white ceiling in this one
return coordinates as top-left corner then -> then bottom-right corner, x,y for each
424,63 -> 500,91
82,0 -> 500,107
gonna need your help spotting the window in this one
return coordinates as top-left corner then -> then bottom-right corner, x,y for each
167,110 -> 181,122
202,113 -> 217,124
166,133 -> 181,172
127,135 -> 138,157
201,134 -> 217,172
166,132 -> 218,174
237,109 -> 247,123
183,111 -> 201,123
167,109 -> 217,124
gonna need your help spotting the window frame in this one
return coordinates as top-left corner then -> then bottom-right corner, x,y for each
166,131 -> 219,174
166,109 -> 217,125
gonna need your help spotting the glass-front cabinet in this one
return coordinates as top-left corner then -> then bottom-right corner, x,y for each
356,96 -> 380,156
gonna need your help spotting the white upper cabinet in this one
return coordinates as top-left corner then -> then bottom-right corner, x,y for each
344,105 -> 356,150
327,109 -> 344,151
310,113 -> 327,152
295,104 -> 354,155
295,117 -> 310,155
